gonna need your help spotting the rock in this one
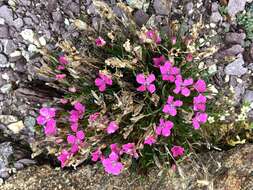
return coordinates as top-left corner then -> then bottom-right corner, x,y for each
24,116 -> 36,133
13,162 -> 24,170
185,2 -> 194,15
0,5 -> 13,24
225,54 -> 247,77
134,9 -> 149,26
153,0 -> 171,15
211,2 -> 219,12
233,83 -> 246,104
7,121 -> 25,134
0,171 -> 9,179
227,0 -> 246,17
225,32 -> 246,45
20,29 -> 35,44
23,17 -> 34,26
243,90 -> 253,103
216,45 -> 244,58
0,83 -> 12,94
9,50 -> 23,62
0,53 -> 7,67
12,18 -> 24,30
210,12 -> 223,23
0,25 -> 9,38
0,115 -> 18,125
17,159 -> 36,166
2,40 -> 17,55
52,11 -> 63,22
0,142 -> 13,178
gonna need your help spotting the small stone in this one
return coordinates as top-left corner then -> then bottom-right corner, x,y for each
153,0 -> 170,15
12,18 -> 24,30
0,115 -> 18,124
20,29 -> 35,43
227,0 -> 246,17
0,171 -> 9,179
225,54 -> 247,77
210,12 -> 223,23
211,2 -> 219,12
2,40 -> 17,55
225,33 -> 246,45
243,90 -> 253,103
0,53 -> 7,67
24,116 -> 36,133
134,9 -> 149,26
0,83 -> 12,94
0,5 -> 13,24
17,159 -> 36,166
0,25 -> 9,38
126,0 -> 146,9
23,17 -> 33,26
14,162 -> 24,170
52,11 -> 63,22
0,178 -> 3,185
74,19 -> 88,30
39,36 -> 46,46
7,121 -> 25,134
185,2 -> 194,15
0,18 -> 4,25
216,45 -> 244,58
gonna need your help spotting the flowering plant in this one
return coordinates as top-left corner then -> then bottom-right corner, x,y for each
35,3 -> 213,175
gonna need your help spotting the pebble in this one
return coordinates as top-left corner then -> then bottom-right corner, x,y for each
7,121 -> 25,134
153,0 -> 170,15
13,162 -> 24,170
243,90 -> 253,103
0,83 -> 12,94
2,39 -> 17,55
0,53 -> 7,67
0,5 -> 14,24
12,18 -> 24,30
225,32 -> 246,45
17,159 -> 36,166
0,25 -> 9,38
227,0 -> 247,17
210,12 -> 223,23
225,54 -> 247,77
134,9 -> 149,26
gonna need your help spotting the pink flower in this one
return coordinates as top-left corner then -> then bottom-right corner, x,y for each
194,79 -> 206,93
144,136 -> 156,145
155,119 -> 174,137
58,149 -> 70,168
69,110 -> 80,123
70,123 -> 78,132
91,149 -> 102,162
192,112 -> 208,129
95,73 -> 113,92
57,65 -> 65,70
44,119 -> 57,136
186,53 -> 193,62
110,144 -> 121,154
56,74 -> 66,80
146,30 -> 161,44
74,102 -> 85,115
171,36 -> 177,45
37,107 -> 56,126
193,94 -> 207,112
160,61 -> 180,82
107,121 -> 119,134
163,96 -> 183,116
88,112 -> 100,122
171,146 -> 184,157
153,55 -> 166,67
59,55 -> 68,65
67,130 -> 85,154
136,73 -> 156,94
102,152 -> 124,175
120,143 -> 139,159
95,37 -> 106,47
173,75 -> 193,97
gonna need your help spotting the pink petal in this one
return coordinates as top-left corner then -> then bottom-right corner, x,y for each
183,78 -> 193,86
99,84 -> 106,92
173,87 -> 181,94
146,74 -> 156,83
44,123 -> 57,136
162,126 -> 171,137
136,74 -> 146,84
168,107 -> 177,116
67,135 -> 76,144
70,144 -> 79,154
167,96 -> 174,104
147,84 -> 156,93
174,100 -> 183,107
155,126 -> 162,135
181,87 -> 191,97
192,118 -> 200,129
95,78 -> 104,87
194,79 -> 206,93
198,113 -> 208,123
76,130 -> 85,140
70,123 -> 78,132
137,85 -> 146,92
37,115 -> 46,125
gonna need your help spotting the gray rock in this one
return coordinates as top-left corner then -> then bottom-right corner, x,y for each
52,11 -> 63,22
17,159 -> 36,166
185,2 -> 194,15
0,53 -> 7,67
0,142 -> 13,176
23,17 -> 34,26
225,54 -> 247,77
248,63 -> 253,70
243,90 -> 253,103
0,171 -> 9,179
211,2 -> 219,12
0,83 -> 12,94
227,0 -> 246,17
210,12 -> 223,23
153,0 -> 171,15
12,18 -> 24,30
216,45 -> 244,58
2,40 -> 17,55
225,32 -> 246,45
13,162 -> 24,170
233,83 -> 246,104
134,9 -> 149,26
0,25 -> 9,38
0,5 -> 13,24
24,116 -> 36,133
